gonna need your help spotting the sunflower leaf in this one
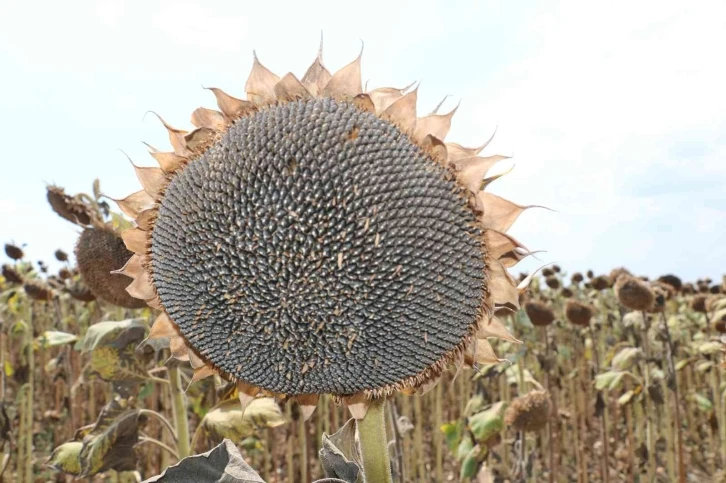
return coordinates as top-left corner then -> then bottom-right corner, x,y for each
47,441 -> 83,475
319,417 -> 361,483
200,398 -> 286,443
142,439 -> 265,482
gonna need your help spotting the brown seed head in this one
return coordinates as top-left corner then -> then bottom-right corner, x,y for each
75,227 -> 146,309
710,285 -> 722,295
571,272 -> 584,284
23,279 -> 53,301
58,268 -> 71,280
609,267 -> 633,285
591,276 -> 611,291
545,276 -> 560,290
615,276 -> 655,311
552,265 -> 561,273
561,287 -> 573,298
682,283 -> 695,295
46,186 -> 93,226
1,264 -> 23,284
657,274 -> 682,292
504,390 -> 552,433
4,244 -> 23,260
565,300 -> 595,326
66,281 -> 96,303
541,267 -> 554,277
54,249 -> 68,262
525,301 -> 555,327
691,294 -> 707,313
586,270 -> 594,279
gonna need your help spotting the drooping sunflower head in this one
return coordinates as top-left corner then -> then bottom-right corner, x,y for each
116,43 -> 537,416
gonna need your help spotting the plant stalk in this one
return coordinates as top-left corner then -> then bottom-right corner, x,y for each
168,366 -> 191,459
358,397 -> 393,483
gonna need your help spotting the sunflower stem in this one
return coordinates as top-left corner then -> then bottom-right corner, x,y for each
358,397 -> 393,483
168,365 -> 191,459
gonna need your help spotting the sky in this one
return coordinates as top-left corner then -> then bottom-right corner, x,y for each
1,0 -> 724,281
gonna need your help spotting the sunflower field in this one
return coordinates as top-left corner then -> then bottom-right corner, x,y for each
1,47 -> 725,483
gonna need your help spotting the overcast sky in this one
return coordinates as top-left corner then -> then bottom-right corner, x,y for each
1,0 -> 724,281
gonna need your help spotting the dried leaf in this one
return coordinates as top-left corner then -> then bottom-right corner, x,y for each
200,398 -> 286,443
142,439 -> 264,483
319,417 -> 360,483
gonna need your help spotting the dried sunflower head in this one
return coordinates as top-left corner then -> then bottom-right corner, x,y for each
1,264 -> 23,284
571,272 -> 583,284
115,45 -> 538,417
614,276 -> 654,312
24,279 -> 54,302
590,276 -> 611,291
46,185 -> 94,226
657,274 -> 681,292
66,280 -> 96,303
4,243 -> 23,260
691,294 -> 707,313
75,226 -> 146,309
524,301 -> 555,327
565,300 -> 594,327
544,276 -> 560,290
55,249 -> 69,262
504,390 -> 552,433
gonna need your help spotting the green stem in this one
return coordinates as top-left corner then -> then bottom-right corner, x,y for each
168,366 -> 190,458
358,397 -> 392,483
25,305 -> 34,483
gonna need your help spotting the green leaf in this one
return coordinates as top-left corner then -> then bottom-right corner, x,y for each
595,371 -> 625,391
692,393 -> 714,412
463,394 -> 485,417
456,433 -> 474,462
611,347 -> 642,371
38,330 -> 78,348
47,441 -> 83,475
142,439 -> 265,483
90,344 -> 149,382
77,319 -> 146,353
200,397 -> 286,443
441,421 -> 462,453
3,361 -> 13,378
469,402 -> 505,443
460,445 -> 480,479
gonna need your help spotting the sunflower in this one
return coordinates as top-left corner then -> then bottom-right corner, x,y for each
115,44 -> 536,418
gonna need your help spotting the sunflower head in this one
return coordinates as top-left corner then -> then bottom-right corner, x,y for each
565,300 -> 595,327
504,390 -> 552,433
116,43 -> 539,416
615,276 -> 654,312
524,301 -> 555,327
4,243 -> 23,261
75,226 -> 146,309
24,279 -> 54,302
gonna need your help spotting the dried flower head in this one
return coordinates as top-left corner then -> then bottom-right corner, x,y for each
24,279 -> 54,301
552,265 -> 561,273
691,295 -> 707,313
565,300 -> 595,326
682,283 -> 695,295
46,186 -> 93,226
525,301 -> 555,327
54,249 -> 69,262
58,268 -> 72,280
114,44 -> 539,417
545,276 -> 560,290
571,272 -> 584,284
591,276 -> 611,291
541,268 -> 554,277
66,281 -> 96,303
75,226 -> 146,309
1,264 -> 23,284
4,244 -> 23,260
586,270 -> 594,279
561,287 -> 573,298
504,390 -> 552,433
609,267 -> 632,285
657,274 -> 682,292
615,276 -> 655,312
